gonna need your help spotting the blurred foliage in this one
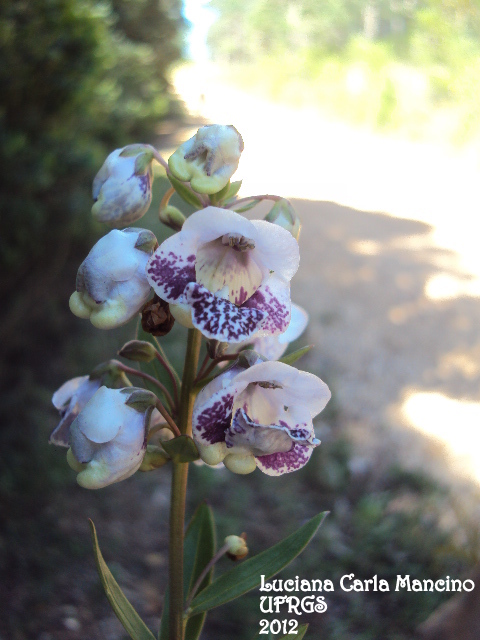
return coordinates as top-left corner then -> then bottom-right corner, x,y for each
0,0 -> 184,277
208,0 -> 480,140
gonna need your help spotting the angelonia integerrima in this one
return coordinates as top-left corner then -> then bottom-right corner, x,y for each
51,123 -> 331,640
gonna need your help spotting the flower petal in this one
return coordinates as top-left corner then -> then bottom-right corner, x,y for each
147,233 -> 196,303
249,219 -> 300,281
278,304 -> 309,345
256,442 -> 314,476
244,276 -> 292,336
232,360 -> 331,417
196,237 -> 263,304
185,283 -> 267,342
225,408 -> 314,457
74,387 -> 124,443
192,389 -> 235,446
52,376 -> 90,410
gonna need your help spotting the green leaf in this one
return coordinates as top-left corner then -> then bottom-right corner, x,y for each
161,435 -> 200,462
224,180 -> 243,201
184,503 -> 216,640
168,174 -> 203,208
211,180 -> 243,205
187,512 -> 328,616
231,198 -> 260,213
89,520 -> 156,640
159,503 -> 216,640
279,345 -> 313,366
251,624 -> 308,640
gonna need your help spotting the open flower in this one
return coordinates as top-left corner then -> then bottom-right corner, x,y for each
50,362 -> 133,447
51,376 -> 101,447
69,228 -> 157,329
168,125 -> 243,194
233,303 -> 309,361
146,207 -> 299,343
192,360 -> 330,475
92,145 -> 154,228
68,387 -> 156,489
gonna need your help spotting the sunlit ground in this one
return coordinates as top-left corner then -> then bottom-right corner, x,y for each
167,62 -> 480,487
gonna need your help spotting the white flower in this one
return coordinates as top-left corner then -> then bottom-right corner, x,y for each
192,360 -> 330,476
68,387 -> 156,489
168,125 -> 243,194
69,228 -> 157,329
92,145 -> 154,228
51,376 -> 101,447
146,207 -> 299,343
234,303 -> 309,361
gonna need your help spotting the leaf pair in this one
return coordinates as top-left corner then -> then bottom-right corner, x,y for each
90,510 -> 327,639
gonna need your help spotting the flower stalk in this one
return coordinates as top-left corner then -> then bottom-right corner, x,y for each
169,328 -> 202,640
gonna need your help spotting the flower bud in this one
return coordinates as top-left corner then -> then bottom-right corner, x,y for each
68,386 -> 156,489
225,534 -> 249,560
70,228 -> 157,329
139,444 -> 170,471
118,340 -> 157,363
141,294 -> 175,337
206,339 -> 229,360
168,125 -> 244,194
92,144 -> 154,228
159,205 -> 185,232
264,199 -> 301,240
89,359 -> 133,388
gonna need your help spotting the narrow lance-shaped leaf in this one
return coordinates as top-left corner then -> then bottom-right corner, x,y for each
89,520 -> 156,640
279,345 -> 313,366
159,503 -> 216,640
187,512 -> 328,616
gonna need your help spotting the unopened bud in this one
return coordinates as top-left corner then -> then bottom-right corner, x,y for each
159,205 -> 185,232
119,340 -> 157,363
265,199 -> 301,240
168,125 -> 243,195
90,359 -> 132,388
139,444 -> 170,471
224,534 -> 249,560
92,144 -> 154,228
206,339 -> 229,359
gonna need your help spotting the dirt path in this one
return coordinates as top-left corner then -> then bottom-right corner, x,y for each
167,63 -> 480,499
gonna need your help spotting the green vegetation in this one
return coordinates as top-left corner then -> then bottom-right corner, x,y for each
208,0 -> 480,141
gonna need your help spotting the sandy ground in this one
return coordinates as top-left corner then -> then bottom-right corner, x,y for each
165,63 -> 480,499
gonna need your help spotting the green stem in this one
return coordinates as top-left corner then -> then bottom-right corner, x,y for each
168,329 -> 202,640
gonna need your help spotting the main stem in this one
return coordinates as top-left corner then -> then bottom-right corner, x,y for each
169,328 -> 202,640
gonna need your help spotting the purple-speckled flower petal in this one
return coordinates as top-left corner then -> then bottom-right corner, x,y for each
244,276 -> 291,337
185,283 -> 268,342
146,232 -> 196,303
192,388 -> 235,446
256,441 -> 314,476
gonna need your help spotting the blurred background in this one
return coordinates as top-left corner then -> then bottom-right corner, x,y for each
2,1 -> 480,638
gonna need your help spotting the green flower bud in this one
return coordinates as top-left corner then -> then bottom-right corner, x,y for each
265,199 -> 301,240
139,444 -> 170,471
159,205 -> 186,232
168,125 -> 244,195
224,534 -> 249,560
118,340 -> 157,363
